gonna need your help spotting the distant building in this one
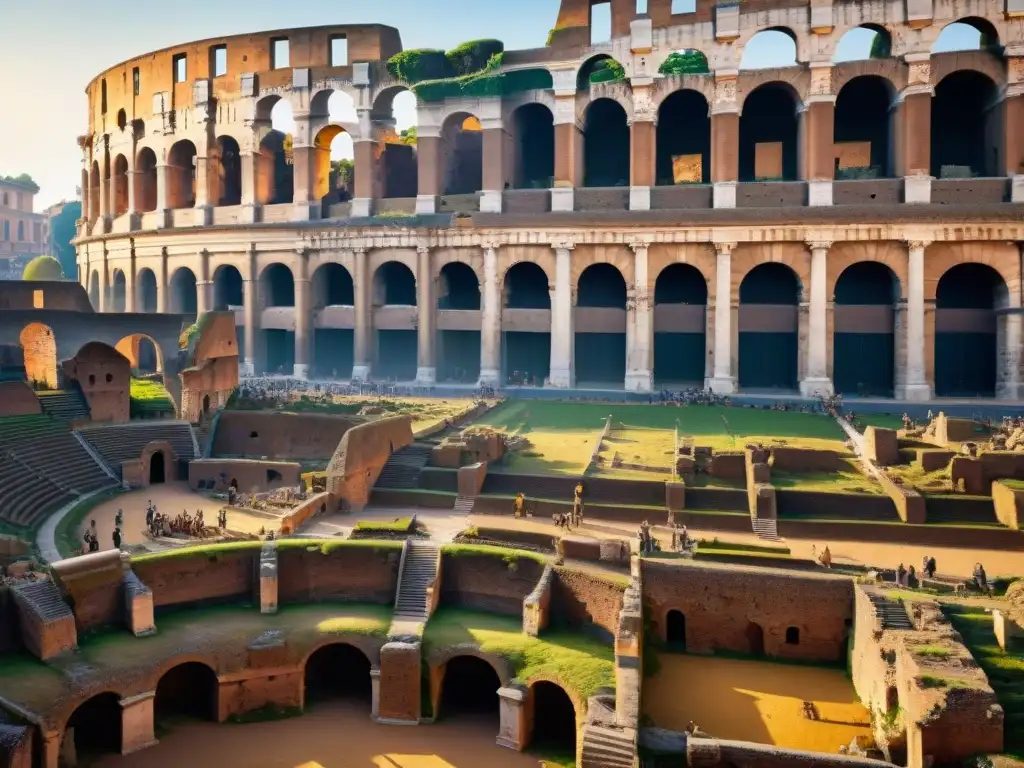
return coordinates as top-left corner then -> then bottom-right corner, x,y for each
0,178 -> 48,279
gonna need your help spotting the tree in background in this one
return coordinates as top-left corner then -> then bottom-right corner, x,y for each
399,127 -> 417,145
50,200 -> 82,279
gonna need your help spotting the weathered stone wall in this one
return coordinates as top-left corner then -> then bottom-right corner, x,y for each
0,723 -> 32,768
277,492 -> 334,536
275,543 -> 400,606
326,415 -> 414,510
865,427 -> 900,466
377,640 -> 421,723
188,458 -> 302,494
61,341 -> 130,423
0,382 -> 40,417
550,567 -> 625,643
769,447 -> 844,472
877,472 -> 926,523
687,737 -> 892,767
212,410 -> 360,460
121,440 -> 180,489
992,480 -> 1023,530
51,550 -> 126,634
642,559 -> 853,663
0,280 -> 93,312
438,548 -> 546,616
132,548 -> 259,609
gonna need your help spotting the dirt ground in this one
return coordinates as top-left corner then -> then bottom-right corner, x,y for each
78,482 -> 283,554
644,654 -> 871,753
92,701 -> 542,768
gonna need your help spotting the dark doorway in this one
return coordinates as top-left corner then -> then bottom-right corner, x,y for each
666,610 -> 687,650
202,394 -> 211,414
575,263 -> 627,386
832,261 -> 897,396
583,99 -> 630,187
502,262 -> 551,384
149,451 -> 166,484
834,76 -> 893,177
440,656 -> 500,721
653,264 -> 708,385
931,71 -> 999,178
155,662 -> 218,723
746,622 -> 765,657
304,643 -> 371,706
934,263 -> 1004,397
739,84 -> 799,181
656,90 -> 711,185
738,263 -> 800,390
513,104 -> 555,189
66,692 -> 122,759
530,681 -> 577,758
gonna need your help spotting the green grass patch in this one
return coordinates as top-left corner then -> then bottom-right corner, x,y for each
54,487 -> 125,559
226,704 -> 302,723
696,538 -> 791,556
914,645 -> 953,659
129,377 -> 175,418
423,608 -> 615,702
772,462 -> 883,495
131,538 -> 402,563
441,542 -> 548,565
353,518 -> 414,533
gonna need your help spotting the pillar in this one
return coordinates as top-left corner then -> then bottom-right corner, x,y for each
352,248 -> 372,381
899,240 -> 932,401
196,250 -> 211,316
239,144 -> 259,224
119,691 -> 158,755
803,90 -> 835,206
416,246 -> 436,383
548,242 -> 575,388
352,139 -> 376,217
242,264 -> 258,377
99,151 -> 110,224
194,150 -> 211,224
370,667 -> 381,719
898,60 -> 933,204
1006,79 -> 1024,201
156,250 -> 168,313
99,259 -> 109,312
800,241 -> 834,396
154,162 -> 171,226
480,242 -> 501,385
711,73 -> 739,209
496,684 -> 529,751
709,242 -> 736,393
291,144 -> 318,221
416,133 -> 442,214
480,124 -> 506,213
552,94 -> 581,212
626,240 -> 653,391
629,116 -> 654,211
42,730 -> 61,768
126,157 -> 138,229
294,249 -> 311,379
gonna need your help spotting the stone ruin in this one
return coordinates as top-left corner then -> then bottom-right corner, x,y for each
431,428 -> 507,469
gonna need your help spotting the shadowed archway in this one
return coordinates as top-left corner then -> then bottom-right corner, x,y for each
575,263 -> 627,387
832,262 -> 897,396
934,263 -> 1006,397
438,655 -> 501,722
738,263 -> 800,390
438,262 -> 481,383
155,662 -> 218,724
502,262 -> 551,385
304,643 -> 372,707
312,263 -> 355,378
654,264 -> 708,385
528,681 -> 577,758
372,261 -> 418,380
65,693 -> 122,760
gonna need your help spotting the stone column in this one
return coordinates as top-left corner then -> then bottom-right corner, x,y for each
626,240 -> 653,391
548,242 -> 575,388
193,147 -> 211,226
156,250 -> 168,313
242,248 -> 259,376
99,259 -> 109,313
352,138 -> 376,217
804,64 -> 836,206
291,145 -> 317,221
416,130 -> 442,215
899,55 -> 933,203
195,249 -> 211,316
480,120 -> 506,213
154,162 -> 171,227
126,157 -> 138,230
496,684 -> 529,751
416,245 -> 436,383
551,71 -> 581,212
126,252 -> 137,313
352,248 -> 372,381
294,249 -> 312,380
99,150 -> 110,225
1007,60 -> 1024,202
800,241 -> 834,395
899,240 -> 932,400
711,73 -> 739,209
709,242 -> 736,393
370,667 -> 381,719
239,129 -> 260,224
480,242 -> 501,385
119,691 -> 158,755
629,83 -> 655,211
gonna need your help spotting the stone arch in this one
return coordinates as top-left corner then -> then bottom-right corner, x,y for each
372,260 -> 417,306
832,261 -> 899,397
576,260 -> 628,386
438,261 -> 481,310
511,102 -> 555,189
826,242 -> 906,301
933,17 -> 1000,53
115,332 -> 165,375
154,660 -> 219,723
576,54 -> 614,90
652,76 -> 715,112
832,23 -> 894,63
213,264 -> 244,309
88,269 -> 100,309
166,140 -> 198,209
583,98 -> 630,187
137,267 -> 158,312
89,161 -> 100,221
169,267 -> 198,315
210,135 -> 242,207
19,322 -> 58,388
256,129 -> 294,205
372,84 -> 419,199
577,261 -> 627,307
835,75 -> 897,177
499,246 -> 556,289
111,269 -> 127,312
440,111 -> 483,196
923,242 -> 1020,302
647,244 -> 716,296
524,677 -> 582,754
738,260 -> 803,391
503,260 -> 551,310
656,89 -> 711,185
428,645 -> 513,685
739,28 -> 801,69
260,262 -> 295,308
312,262 -> 354,308
64,691 -> 123,760
931,70 -> 1001,177
135,147 -> 158,213
653,261 -> 708,386
831,58 -> 905,97
572,245 -> 634,289
732,243 -> 808,303
303,640 -> 375,707
313,124 -> 352,204
739,82 -> 801,181
433,653 -> 506,722
112,154 -> 129,216
665,608 -> 687,648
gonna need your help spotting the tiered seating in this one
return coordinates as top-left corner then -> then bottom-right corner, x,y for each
78,421 -> 197,475
0,415 -> 117,529
35,389 -> 90,422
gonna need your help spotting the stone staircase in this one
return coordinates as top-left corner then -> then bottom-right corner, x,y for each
13,579 -> 74,624
390,539 -> 439,634
751,517 -> 781,541
375,443 -> 433,490
581,724 -> 637,768
453,495 -> 475,514
36,390 -> 89,422
865,590 -> 915,630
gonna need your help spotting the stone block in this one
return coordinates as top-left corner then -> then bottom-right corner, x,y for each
119,691 -> 158,755
770,447 -> 843,472
352,62 -> 371,86
457,462 -> 488,497
712,181 -> 736,209
630,17 -> 653,52
993,609 -> 1023,650
292,67 -> 310,89
629,186 -> 651,211
904,175 -> 932,203
752,483 -> 777,520
496,684 -> 529,750
709,453 -> 746,480
951,456 -> 985,495
810,0 -> 834,32
192,79 -> 210,105
1012,174 -> 1024,201
559,535 -> 603,562
480,189 -> 502,213
259,542 -> 278,614
919,450 -> 955,472
905,0 -> 933,27
878,473 -> 926,523
415,194 -> 437,215
240,72 -> 257,98
523,565 -> 552,637
377,641 -> 421,724
807,179 -> 833,206
599,539 -> 631,564
666,480 -> 685,511
864,427 -> 899,465
123,571 -> 155,636
714,2 -> 740,41
751,462 -> 770,484
991,480 -> 1023,530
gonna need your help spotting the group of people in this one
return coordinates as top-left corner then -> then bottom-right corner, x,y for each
637,520 -> 661,554
81,517 -> 121,554
146,501 -> 210,539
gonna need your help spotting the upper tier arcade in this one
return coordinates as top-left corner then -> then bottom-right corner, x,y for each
75,0 -> 1024,241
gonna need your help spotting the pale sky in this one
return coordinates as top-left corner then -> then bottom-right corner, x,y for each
0,0 -> 978,210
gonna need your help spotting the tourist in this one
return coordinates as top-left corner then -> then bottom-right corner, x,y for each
922,555 -> 930,579
926,557 -> 937,579
145,506 -> 154,528
907,565 -> 918,589
90,519 -> 97,538
819,546 -> 832,569
115,508 -> 123,528
112,527 -> 122,551
897,563 -> 907,587
973,562 -> 988,593
514,492 -> 525,519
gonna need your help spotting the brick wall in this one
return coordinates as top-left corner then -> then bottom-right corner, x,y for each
550,567 -> 625,643
62,342 -> 130,423
439,549 -> 546,616
213,411 -> 359,461
378,641 -> 420,722
188,458 -> 302,494
326,416 -> 414,510
0,382 -> 40,417
132,548 -> 258,609
276,543 -> 400,605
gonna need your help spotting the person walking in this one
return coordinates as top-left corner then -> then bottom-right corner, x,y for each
112,527 -> 122,551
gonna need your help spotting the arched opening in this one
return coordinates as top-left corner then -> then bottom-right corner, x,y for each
313,124 -> 354,207
169,268 -> 198,316
65,693 -> 122,761
785,626 -> 800,645
112,155 -> 129,216
834,76 -> 894,179
312,263 -> 355,379
656,90 -> 711,185
89,161 -> 100,221
211,135 -> 242,206
439,655 -> 501,721
740,29 -> 798,69
934,263 -> 1006,397
167,140 -> 198,209
89,270 -> 100,309
304,643 -> 372,707
512,104 -> 555,189
111,270 -> 126,313
502,262 -> 551,386
529,681 -> 577,758
583,99 -> 630,187
257,130 -> 294,205
740,83 -> 799,181
135,148 -> 158,213
933,18 -> 998,54
931,71 -> 1000,178
833,261 -> 897,396
441,112 -> 483,196
738,263 -> 800,390
137,268 -> 158,313
373,261 -> 418,380
438,262 -> 481,383
666,609 -> 687,650
155,662 -> 218,725
575,263 -> 627,387
653,263 -> 708,385
261,263 -> 296,375
746,621 -> 765,657
149,451 -> 166,484
213,265 -> 243,310
577,55 -> 612,90
833,24 -> 892,62
117,334 -> 161,374
375,87 -> 419,200
203,394 -> 211,414
0,344 -> 27,382
19,322 -> 57,389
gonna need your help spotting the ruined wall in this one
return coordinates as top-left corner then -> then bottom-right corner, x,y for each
769,447 -> 844,472
686,737 -> 892,767
132,547 -> 259,609
0,723 -> 32,768
0,382 -> 40,417
122,441 -> 180,489
550,567 -> 625,643
0,281 -> 93,312
642,560 -> 853,663
438,548 -> 546,616
212,410 -> 360,460
188,458 -> 301,493
61,342 -> 130,423
276,543 -> 400,605
180,312 -> 240,423
51,550 -> 126,634
992,480 -> 1023,530
326,415 -> 414,510
277,492 -> 334,535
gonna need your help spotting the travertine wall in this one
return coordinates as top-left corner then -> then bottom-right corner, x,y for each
212,410 -> 360,460
188,458 -> 301,493
51,550 -> 127,634
992,479 -> 1023,530
326,415 -> 414,510
550,568 -> 626,642
132,548 -> 259,609
276,543 -> 400,605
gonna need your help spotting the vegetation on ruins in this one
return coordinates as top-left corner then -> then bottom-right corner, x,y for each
658,49 -> 710,75
0,173 -> 39,192
21,255 -> 64,281
129,377 -> 175,419
130,538 -> 403,563
589,58 -> 626,84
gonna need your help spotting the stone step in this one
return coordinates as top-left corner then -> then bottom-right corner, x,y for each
751,517 -> 781,541
581,724 -> 636,768
454,495 -> 475,514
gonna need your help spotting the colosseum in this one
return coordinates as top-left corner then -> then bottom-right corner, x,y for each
72,0 -> 1024,400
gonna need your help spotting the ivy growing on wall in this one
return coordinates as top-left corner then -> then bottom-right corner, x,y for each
589,58 -> 626,84
658,49 -> 710,75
